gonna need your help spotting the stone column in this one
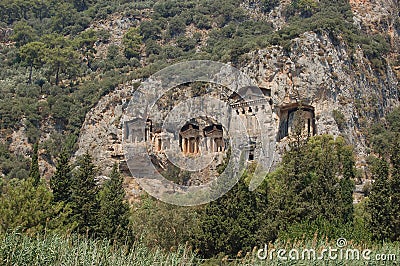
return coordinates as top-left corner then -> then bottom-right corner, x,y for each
182,138 -> 186,154
157,138 -> 162,151
197,137 -> 200,154
198,137 -> 201,154
188,138 -> 192,153
194,138 -> 198,154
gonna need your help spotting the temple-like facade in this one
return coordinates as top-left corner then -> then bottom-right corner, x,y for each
123,85 -> 316,161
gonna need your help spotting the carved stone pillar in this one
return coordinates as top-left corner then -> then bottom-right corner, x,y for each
194,139 -> 197,154
157,138 -> 162,152
189,138 -> 193,153
182,138 -> 186,154
198,138 -> 201,153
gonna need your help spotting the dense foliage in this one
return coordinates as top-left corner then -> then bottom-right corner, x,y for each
192,135 -> 357,258
367,108 -> 400,242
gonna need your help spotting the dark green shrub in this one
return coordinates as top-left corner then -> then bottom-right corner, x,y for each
332,109 -> 346,131
261,0 -> 279,13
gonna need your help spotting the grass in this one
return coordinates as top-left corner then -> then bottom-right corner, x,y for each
0,231 -> 196,266
202,236 -> 400,265
1,231 -> 399,265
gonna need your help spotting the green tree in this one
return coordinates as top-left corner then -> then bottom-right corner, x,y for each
70,153 -> 98,236
153,0 -> 182,18
42,34 -> 80,85
176,36 -> 196,52
50,151 -> 72,203
19,41 -> 46,84
139,21 -> 162,41
367,107 -> 400,241
261,0 -> 279,13
266,135 -> 355,238
386,108 -> 400,132
340,154 -> 356,224
367,158 -> 392,240
193,14 -> 212,29
75,29 -> 97,69
72,0 -> 89,11
0,177 -> 69,235
29,142 -> 40,187
10,21 -> 37,47
305,136 -> 354,224
122,27 -> 142,60
31,0 -> 51,21
265,137 -> 312,233
131,195 -> 200,250
167,16 -> 186,38
195,172 -> 267,258
288,0 -> 319,18
389,137 -> 400,241
106,44 -> 120,60
97,164 -> 131,242
49,2 -> 79,33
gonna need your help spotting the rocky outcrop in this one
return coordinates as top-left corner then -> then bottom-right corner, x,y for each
350,0 -> 399,39
89,12 -> 148,59
0,27 -> 12,43
75,31 -> 399,188
350,0 -> 400,78
71,0 -> 399,201
242,31 -> 399,158
74,82 -> 133,175
73,81 -> 144,202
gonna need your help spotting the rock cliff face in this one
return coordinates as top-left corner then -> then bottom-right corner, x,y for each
242,31 -> 399,157
74,84 -> 131,173
73,82 -> 143,201
74,30 -> 399,177
71,1 -> 399,196
349,0 -> 400,76
350,0 -> 399,39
